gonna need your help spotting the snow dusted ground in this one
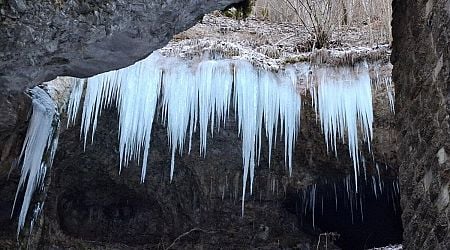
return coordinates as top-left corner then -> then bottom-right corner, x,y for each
159,13 -> 391,70
370,244 -> 403,250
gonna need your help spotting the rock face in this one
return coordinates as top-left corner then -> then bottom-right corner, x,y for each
391,0 -> 450,248
0,0 -> 242,91
0,0 -> 242,136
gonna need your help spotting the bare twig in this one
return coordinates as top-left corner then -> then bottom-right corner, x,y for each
165,228 -> 215,250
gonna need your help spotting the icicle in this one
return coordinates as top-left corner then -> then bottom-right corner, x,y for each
314,63 -> 373,192
334,182 -> 338,211
72,53 -> 304,216
258,70 -> 280,168
376,163 -> 382,193
312,184 -> 316,229
278,69 -> 301,176
28,201 -> 44,246
234,61 -> 259,215
195,60 -> 233,156
80,53 -> 162,182
81,71 -> 118,150
372,176 -> 378,199
359,193 -> 364,222
162,60 -> 194,181
384,77 -> 395,113
13,87 -> 58,235
118,57 -> 161,182
66,79 -> 85,127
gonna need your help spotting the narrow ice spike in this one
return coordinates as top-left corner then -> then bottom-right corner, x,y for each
162,60 -> 194,181
233,61 -> 259,215
12,87 -> 58,236
66,78 -> 85,127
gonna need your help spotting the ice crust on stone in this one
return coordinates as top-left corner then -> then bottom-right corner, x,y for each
12,87 -> 58,235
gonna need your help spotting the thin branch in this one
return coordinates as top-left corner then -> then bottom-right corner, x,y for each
165,228 -> 215,250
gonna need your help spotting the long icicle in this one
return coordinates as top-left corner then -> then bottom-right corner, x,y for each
12,87 -> 59,236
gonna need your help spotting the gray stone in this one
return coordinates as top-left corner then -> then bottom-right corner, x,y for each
392,0 -> 450,248
0,0 -> 242,92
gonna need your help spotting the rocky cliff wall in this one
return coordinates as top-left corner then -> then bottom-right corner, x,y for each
0,0 -> 242,136
391,0 -> 450,248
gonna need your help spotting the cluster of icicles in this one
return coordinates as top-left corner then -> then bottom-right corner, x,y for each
298,164 -> 400,229
14,52 -> 378,234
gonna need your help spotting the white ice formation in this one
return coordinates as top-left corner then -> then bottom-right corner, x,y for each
16,51 -> 387,234
66,52 -> 302,215
66,52 -> 377,210
12,87 -> 59,235
310,64 -> 374,191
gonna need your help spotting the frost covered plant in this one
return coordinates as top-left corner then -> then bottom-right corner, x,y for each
283,0 -> 336,49
256,0 -> 393,46
255,0 -> 337,49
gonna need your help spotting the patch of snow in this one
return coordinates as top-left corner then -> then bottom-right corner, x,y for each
370,244 -> 403,250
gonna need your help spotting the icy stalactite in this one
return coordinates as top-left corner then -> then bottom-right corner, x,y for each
116,58 -> 161,181
258,70 -> 280,168
28,201 -> 44,246
12,87 -> 59,235
385,77 -> 395,113
233,61 -> 259,214
195,60 -> 233,157
79,56 -> 162,181
370,63 -> 395,113
233,62 -> 301,215
66,53 -> 303,215
161,60 -> 194,181
66,78 -> 85,127
63,52 -> 384,217
313,63 -> 374,191
297,172 -> 400,227
80,71 -> 119,150
278,69 -> 301,176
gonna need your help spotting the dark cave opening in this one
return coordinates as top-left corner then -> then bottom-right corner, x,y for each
284,174 -> 403,249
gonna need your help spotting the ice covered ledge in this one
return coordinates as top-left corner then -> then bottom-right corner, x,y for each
160,14 -> 392,71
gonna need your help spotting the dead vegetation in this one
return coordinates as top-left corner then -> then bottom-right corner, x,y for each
163,13 -> 391,71
254,0 -> 392,47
